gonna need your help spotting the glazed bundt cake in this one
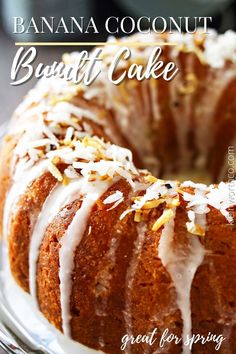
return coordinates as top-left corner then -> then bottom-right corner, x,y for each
1,30 -> 236,354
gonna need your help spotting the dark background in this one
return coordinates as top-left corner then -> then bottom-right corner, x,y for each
1,0 -> 236,125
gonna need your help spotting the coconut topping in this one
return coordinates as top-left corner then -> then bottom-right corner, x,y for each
182,181 -> 235,235
4,31 -> 236,353
120,179 -> 180,224
103,191 -> 124,210
12,86 -> 139,187
10,31 -> 236,239
204,30 -> 236,68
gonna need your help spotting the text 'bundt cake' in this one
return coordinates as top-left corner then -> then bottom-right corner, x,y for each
0,30 -> 236,354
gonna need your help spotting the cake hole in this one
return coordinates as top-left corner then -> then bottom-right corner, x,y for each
163,168 -> 212,185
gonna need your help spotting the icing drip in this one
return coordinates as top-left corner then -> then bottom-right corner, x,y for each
95,235 -> 120,348
194,69 -> 235,169
2,245 -> 104,354
58,179 -> 110,337
168,45 -> 193,170
29,180 -> 87,301
95,237 -> 120,317
124,223 -> 146,353
182,54 -> 194,166
3,29 -> 236,354
3,160 -> 49,240
158,208 -> 205,354
149,79 -> 161,125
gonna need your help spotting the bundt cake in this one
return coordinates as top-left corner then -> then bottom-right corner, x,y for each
1,30 -> 236,354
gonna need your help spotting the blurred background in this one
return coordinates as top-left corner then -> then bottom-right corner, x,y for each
1,0 -> 236,124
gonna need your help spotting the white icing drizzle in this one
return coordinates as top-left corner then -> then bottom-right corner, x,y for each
167,30 -> 236,170
158,208 -> 205,354
168,38 -> 194,170
2,245 -> 104,354
119,81 -> 157,172
194,68 -> 235,169
95,235 -> 120,348
95,236 -> 120,315
124,223 -> 146,353
59,179 -> 111,337
3,30 -> 236,354
29,180 -> 87,301
183,53 -> 195,166
148,78 -> 161,125
142,80 -> 160,175
3,159 -> 49,240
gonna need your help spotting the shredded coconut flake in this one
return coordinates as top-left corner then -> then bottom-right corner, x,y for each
103,191 -> 124,204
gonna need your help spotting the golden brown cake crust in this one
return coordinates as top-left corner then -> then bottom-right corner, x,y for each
8,172 -> 57,292
34,178 -> 236,353
1,30 -> 236,354
0,134 -> 19,233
